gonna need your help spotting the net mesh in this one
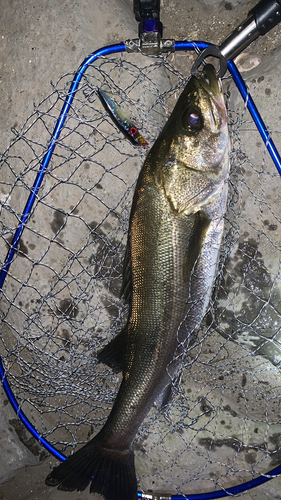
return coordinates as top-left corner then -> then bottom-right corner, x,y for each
1,52 -> 281,496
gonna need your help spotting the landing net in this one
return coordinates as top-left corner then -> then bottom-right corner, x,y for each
1,52 -> 281,497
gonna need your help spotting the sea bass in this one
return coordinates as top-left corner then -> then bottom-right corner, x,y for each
45,64 -> 230,500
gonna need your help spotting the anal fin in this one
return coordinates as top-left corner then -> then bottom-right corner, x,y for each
97,326 -> 127,372
155,362 -> 183,409
155,382 -> 174,409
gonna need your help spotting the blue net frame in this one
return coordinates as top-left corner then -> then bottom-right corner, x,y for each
1,41 -> 281,499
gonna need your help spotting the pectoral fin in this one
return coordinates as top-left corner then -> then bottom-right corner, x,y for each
183,211 -> 210,281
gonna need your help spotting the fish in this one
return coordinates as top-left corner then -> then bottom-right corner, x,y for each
98,87 -> 148,147
45,64 -> 230,500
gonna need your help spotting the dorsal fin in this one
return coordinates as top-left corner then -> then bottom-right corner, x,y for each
119,240 -> 132,305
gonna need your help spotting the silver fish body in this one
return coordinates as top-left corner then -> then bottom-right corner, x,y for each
46,64 -> 230,500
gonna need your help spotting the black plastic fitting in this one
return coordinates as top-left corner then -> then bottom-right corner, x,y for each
134,0 -> 160,22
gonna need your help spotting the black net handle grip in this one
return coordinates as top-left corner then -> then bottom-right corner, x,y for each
134,0 -> 160,22
249,0 -> 281,35
133,0 -> 281,34
192,0 -> 281,77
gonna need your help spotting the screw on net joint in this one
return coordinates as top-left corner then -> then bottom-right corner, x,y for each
97,87 -> 148,147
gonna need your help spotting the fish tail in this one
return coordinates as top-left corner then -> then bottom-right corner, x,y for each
45,434 -> 137,500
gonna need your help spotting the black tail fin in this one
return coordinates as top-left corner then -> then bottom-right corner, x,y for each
45,435 -> 137,500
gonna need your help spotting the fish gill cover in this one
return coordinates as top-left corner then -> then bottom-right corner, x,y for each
0,53 -> 281,497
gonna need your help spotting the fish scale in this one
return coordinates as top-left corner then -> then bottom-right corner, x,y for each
46,64 -> 230,500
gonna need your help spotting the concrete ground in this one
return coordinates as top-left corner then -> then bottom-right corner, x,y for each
1,0 -> 281,499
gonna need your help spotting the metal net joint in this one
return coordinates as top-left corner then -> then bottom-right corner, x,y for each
125,36 -> 175,55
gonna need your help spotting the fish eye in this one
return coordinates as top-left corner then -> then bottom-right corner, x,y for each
182,108 -> 203,132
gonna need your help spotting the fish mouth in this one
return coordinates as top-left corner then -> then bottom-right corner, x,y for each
196,63 -> 227,126
196,64 -> 221,96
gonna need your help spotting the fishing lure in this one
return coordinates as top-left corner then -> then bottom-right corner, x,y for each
97,87 -> 147,147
